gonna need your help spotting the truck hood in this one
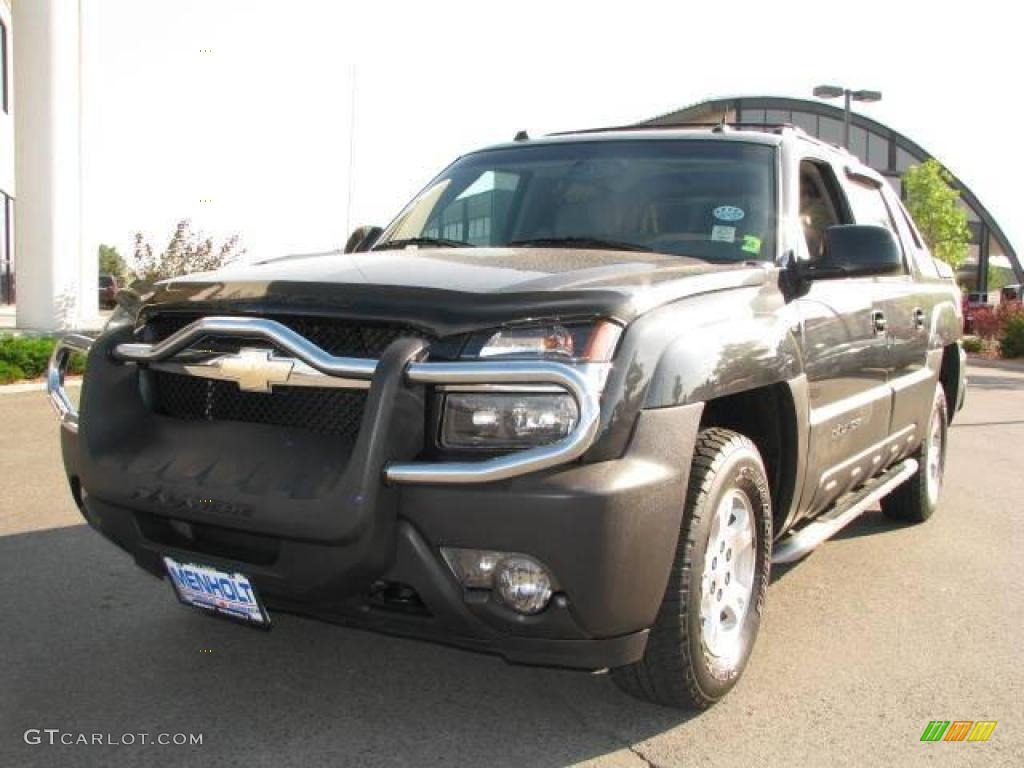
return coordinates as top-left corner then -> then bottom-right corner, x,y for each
136,247 -> 769,336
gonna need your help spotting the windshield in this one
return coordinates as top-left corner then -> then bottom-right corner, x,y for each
376,139 -> 777,262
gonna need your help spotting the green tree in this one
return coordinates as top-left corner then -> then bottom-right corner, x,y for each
98,244 -> 128,281
902,159 -> 971,269
132,219 -> 245,283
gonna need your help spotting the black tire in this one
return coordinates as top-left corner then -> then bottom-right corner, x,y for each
611,428 -> 772,709
880,383 -> 948,523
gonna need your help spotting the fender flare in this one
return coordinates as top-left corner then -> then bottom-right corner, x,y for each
644,316 -> 803,408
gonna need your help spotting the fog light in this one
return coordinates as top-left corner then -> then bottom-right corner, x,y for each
441,548 -> 505,588
495,556 -> 552,615
441,548 -> 554,615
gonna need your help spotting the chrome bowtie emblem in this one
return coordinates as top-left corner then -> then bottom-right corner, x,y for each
217,348 -> 294,393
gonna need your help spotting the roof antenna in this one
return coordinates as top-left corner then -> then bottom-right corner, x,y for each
514,130 -> 530,142
711,117 -> 730,134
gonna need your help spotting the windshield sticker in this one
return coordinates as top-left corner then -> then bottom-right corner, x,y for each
712,225 -> 736,243
713,205 -> 745,222
741,235 -> 762,254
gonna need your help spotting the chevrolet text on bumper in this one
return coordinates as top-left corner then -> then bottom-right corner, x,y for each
49,126 -> 966,709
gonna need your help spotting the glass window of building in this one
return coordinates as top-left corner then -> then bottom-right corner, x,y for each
792,110 -> 817,135
766,109 -> 790,125
895,147 -> 917,173
848,126 -> 868,165
867,132 -> 889,170
987,233 -> 1016,292
958,244 -> 982,291
743,108 -> 766,124
818,116 -> 842,146
968,221 -> 983,245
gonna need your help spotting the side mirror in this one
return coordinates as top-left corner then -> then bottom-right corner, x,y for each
344,225 -> 383,254
803,225 -> 904,280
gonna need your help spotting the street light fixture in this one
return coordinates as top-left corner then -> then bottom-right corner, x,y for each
812,85 -> 882,150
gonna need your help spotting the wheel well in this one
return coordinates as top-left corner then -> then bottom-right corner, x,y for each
699,384 -> 797,531
939,343 -> 961,423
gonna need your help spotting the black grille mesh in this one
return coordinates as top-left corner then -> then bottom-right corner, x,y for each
144,314 -> 434,437
153,372 -> 369,439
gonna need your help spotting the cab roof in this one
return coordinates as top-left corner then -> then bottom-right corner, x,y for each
477,126 -> 786,154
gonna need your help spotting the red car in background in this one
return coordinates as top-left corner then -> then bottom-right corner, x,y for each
962,291 -> 991,334
98,274 -> 119,309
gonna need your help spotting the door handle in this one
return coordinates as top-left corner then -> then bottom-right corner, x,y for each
913,307 -> 926,330
871,310 -> 887,335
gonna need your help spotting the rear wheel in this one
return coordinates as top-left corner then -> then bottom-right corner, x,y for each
611,428 -> 772,709
881,383 -> 948,523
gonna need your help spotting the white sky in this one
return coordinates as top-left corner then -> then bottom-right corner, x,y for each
85,0 -> 1023,264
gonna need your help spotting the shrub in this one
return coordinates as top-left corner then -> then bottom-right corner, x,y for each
999,314 -> 1024,358
0,335 -> 87,382
67,351 -> 87,375
962,336 -> 983,354
971,307 -> 999,339
0,360 -> 27,385
996,299 -> 1024,326
0,335 -> 57,379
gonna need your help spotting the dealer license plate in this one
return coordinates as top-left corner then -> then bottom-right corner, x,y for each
163,556 -> 270,628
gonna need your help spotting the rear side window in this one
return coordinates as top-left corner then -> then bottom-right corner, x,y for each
882,185 -> 940,278
845,179 -> 898,236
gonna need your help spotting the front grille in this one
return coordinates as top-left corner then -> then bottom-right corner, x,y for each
153,371 -> 368,438
144,313 -> 435,357
143,313 -> 437,437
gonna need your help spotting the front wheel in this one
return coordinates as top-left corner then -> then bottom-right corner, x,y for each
881,383 -> 948,523
611,428 -> 772,709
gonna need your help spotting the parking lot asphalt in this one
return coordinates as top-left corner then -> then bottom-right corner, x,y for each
1,363 -> 1022,768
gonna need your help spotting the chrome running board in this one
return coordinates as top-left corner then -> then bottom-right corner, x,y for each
771,458 -> 919,565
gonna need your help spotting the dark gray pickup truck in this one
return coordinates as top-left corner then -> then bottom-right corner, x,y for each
49,125 -> 965,709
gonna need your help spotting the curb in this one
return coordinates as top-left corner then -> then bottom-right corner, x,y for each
0,378 -> 82,395
966,354 -> 1024,372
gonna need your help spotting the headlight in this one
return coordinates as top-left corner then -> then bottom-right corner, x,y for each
441,392 -> 579,449
478,324 -> 575,358
440,319 -> 619,450
462,320 -> 622,362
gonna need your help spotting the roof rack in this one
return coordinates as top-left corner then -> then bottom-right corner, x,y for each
549,121 -> 807,137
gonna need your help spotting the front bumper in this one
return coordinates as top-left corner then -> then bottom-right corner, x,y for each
51,324 -> 702,669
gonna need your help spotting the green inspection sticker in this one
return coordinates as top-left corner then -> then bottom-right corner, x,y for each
741,235 -> 762,255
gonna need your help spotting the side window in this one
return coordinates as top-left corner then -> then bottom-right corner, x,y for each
883,185 -> 939,277
845,179 -> 899,236
799,160 -> 850,259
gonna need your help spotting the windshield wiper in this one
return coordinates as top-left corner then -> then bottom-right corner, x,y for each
507,236 -> 655,253
373,236 -> 472,250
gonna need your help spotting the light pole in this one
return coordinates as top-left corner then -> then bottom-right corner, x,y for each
812,85 -> 882,149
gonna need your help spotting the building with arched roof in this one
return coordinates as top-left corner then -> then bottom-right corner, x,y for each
641,96 -> 1021,292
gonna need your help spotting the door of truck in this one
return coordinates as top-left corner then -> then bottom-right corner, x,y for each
792,157 -> 893,518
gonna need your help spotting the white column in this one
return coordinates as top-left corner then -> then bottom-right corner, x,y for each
12,0 -> 96,331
